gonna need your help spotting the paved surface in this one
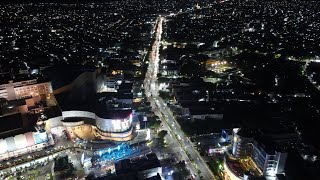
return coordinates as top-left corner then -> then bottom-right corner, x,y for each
143,16 -> 215,180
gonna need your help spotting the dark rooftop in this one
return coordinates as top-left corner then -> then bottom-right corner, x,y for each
54,156 -> 71,172
44,64 -> 97,90
116,153 -> 161,175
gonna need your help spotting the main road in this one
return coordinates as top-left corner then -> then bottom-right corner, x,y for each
144,16 -> 215,180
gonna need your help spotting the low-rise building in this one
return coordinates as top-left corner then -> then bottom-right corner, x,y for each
115,153 -> 162,179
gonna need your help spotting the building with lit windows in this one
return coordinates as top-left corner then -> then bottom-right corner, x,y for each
224,128 -> 295,180
61,108 -> 134,141
45,65 -> 135,141
0,76 -> 57,150
0,78 -> 52,100
95,110 -> 133,139
0,131 -> 51,161
231,128 -> 255,159
56,92 -> 135,141
251,141 -> 287,177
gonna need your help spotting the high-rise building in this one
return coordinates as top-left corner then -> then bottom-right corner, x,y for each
225,128 -> 296,180
231,128 -> 254,159
252,143 -> 287,177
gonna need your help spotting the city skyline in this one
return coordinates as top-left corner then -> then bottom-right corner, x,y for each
0,0 -> 319,180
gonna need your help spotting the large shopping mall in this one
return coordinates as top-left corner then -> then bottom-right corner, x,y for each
0,65 -> 138,160
46,64 -> 136,141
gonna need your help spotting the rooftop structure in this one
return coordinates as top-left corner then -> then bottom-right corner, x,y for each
115,153 -> 162,179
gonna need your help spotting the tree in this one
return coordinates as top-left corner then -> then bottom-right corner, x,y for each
174,161 -> 190,179
158,77 -> 169,83
180,61 -> 205,77
208,159 -> 223,179
158,139 -> 165,148
159,91 -> 171,100
148,116 -> 161,130
77,169 -> 85,178
158,130 -> 168,139
86,172 -> 95,180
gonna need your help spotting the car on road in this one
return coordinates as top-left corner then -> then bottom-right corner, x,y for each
177,135 -> 181,140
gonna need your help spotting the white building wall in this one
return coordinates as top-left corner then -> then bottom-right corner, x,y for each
61,110 -> 132,133
96,115 -> 132,133
62,111 -> 96,119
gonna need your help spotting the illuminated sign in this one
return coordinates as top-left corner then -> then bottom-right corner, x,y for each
129,113 -> 133,123
81,153 -> 85,164
112,120 -> 122,130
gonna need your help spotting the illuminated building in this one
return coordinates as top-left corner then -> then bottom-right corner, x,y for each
103,74 -> 123,92
0,78 -> 52,100
58,93 -> 135,141
57,98 -> 134,141
159,63 -> 178,76
0,77 -> 56,150
231,128 -> 254,159
44,65 -> 135,141
94,102 -> 134,140
101,69 -> 124,92
225,128 -> 291,179
60,109 -> 134,141
205,59 -> 229,73
252,143 -> 287,177
95,110 -> 133,138
223,155 -> 244,180
0,131 -> 50,161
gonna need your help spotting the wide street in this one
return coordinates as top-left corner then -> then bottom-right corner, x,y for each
144,16 -> 215,180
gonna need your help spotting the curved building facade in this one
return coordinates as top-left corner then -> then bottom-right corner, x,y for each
223,162 -> 243,180
61,110 -> 133,140
232,128 -> 254,159
47,65 -> 134,141
96,112 -> 132,133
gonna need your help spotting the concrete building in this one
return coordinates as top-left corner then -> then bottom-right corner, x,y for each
0,78 -> 52,100
0,131 -> 50,161
115,153 -> 162,179
179,102 -> 224,121
0,76 -> 57,141
225,128 -> 294,180
252,143 -> 287,177
103,73 -> 124,92
231,128 -> 255,159
45,65 -> 135,141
